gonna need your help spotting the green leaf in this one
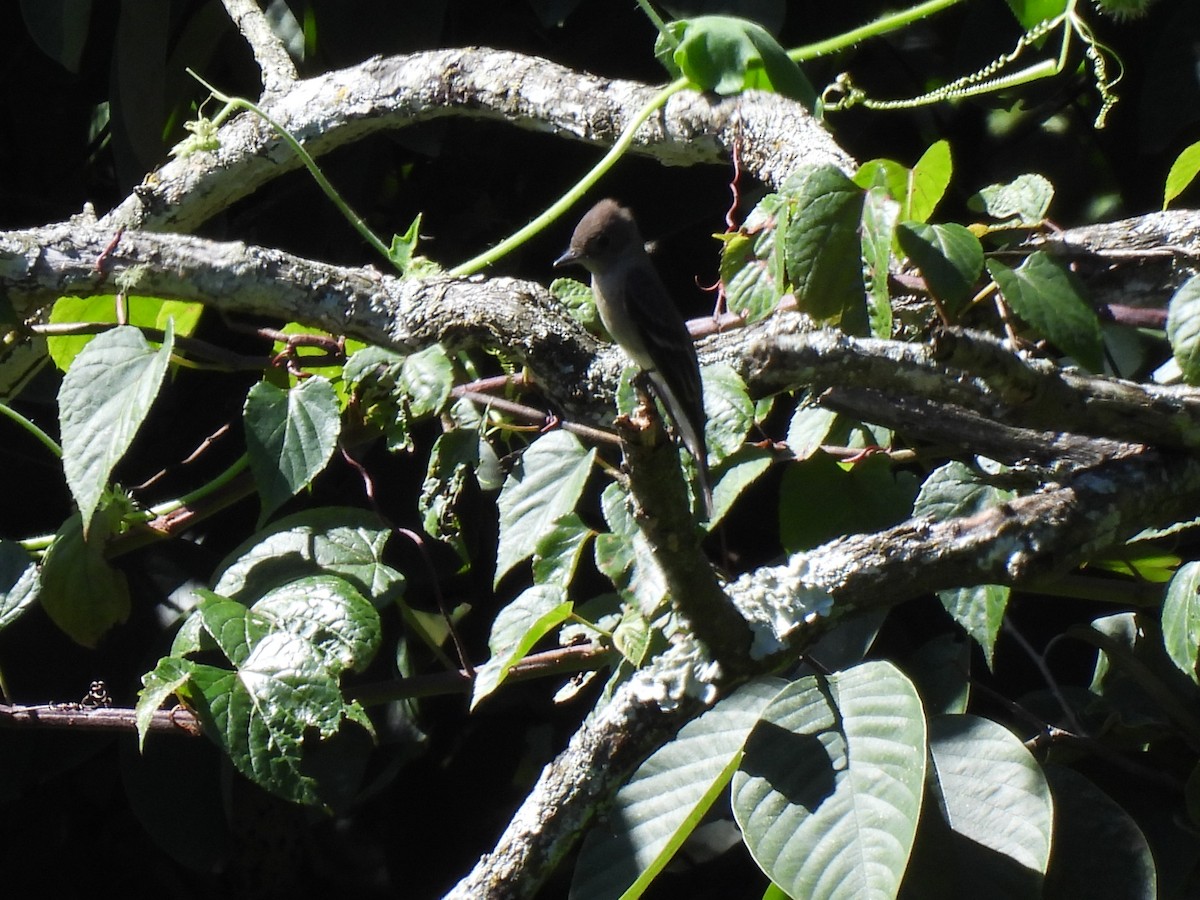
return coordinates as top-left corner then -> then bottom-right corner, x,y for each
0,538 -> 40,632
137,655 -> 194,750
851,158 -> 910,203
780,452 -> 918,552
213,507 -> 404,608
702,363 -> 752,460
471,585 -> 573,708
343,343 -> 404,389
47,295 -> 201,371
929,714 -> 1053,876
420,426 -> 481,562
973,174 -> 1054,224
915,461 -> 1015,664
401,343 -> 454,418
594,482 -> 670,616
251,575 -> 381,676
494,430 -> 595,585
1167,275 -> 1200,385
550,276 -> 603,333
707,445 -> 773,529
655,15 -> 815,105
243,375 -> 341,525
209,632 -> 343,806
194,591 -> 272,667
986,253 -> 1103,372
1162,561 -> 1200,684
780,165 -> 866,322
59,322 -> 175,529
595,483 -> 638,590
1164,140 -> 1200,209
722,230 -> 784,324
896,221 -> 983,314
1043,765 -> 1156,898
39,509 -> 130,647
852,141 -> 950,224
572,678 -> 785,900
532,513 -> 593,587
903,634 -> 971,715
732,661 -> 926,900
387,212 -> 422,273
908,139 -> 953,223
164,578 -> 382,807
785,398 -> 839,461
861,186 -> 900,339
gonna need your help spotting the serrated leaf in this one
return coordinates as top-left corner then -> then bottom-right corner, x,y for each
59,322 -> 174,530
550,276 -> 603,333
861,186 -> 900,339
39,509 -> 130,646
495,430 -> 595,585
137,655 -> 194,750
343,344 -> 404,389
471,585 -> 572,708
703,363 -> 752,459
213,507 -> 403,608
939,584 -> 1010,669
1164,140 -> 1200,209
0,538 -> 39,632
986,253 -> 1103,372
219,631 -> 343,803
244,375 -> 341,525
1162,560 -> 1200,684
722,230 -> 783,324
929,714 -> 1053,874
251,575 -> 381,676
732,660 -> 926,900
785,399 -> 839,460
572,678 -> 785,900
194,591 -> 273,668
165,581 -> 380,807
780,166 -> 865,322
656,15 -> 815,105
896,221 -> 983,314
1167,275 -> 1200,384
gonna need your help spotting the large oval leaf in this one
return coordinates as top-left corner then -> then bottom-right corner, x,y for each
732,660 -> 926,899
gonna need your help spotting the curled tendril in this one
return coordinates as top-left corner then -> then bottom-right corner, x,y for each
819,0 -> 1124,129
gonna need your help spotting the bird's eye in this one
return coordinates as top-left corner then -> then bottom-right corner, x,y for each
592,234 -> 610,252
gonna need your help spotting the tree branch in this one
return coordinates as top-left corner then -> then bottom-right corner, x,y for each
99,47 -> 851,235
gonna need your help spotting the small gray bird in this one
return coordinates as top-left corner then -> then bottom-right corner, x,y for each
554,199 -> 712,515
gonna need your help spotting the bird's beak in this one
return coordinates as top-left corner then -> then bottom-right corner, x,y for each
553,247 -> 579,268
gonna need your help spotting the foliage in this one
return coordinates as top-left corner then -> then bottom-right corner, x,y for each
1,0 -> 1199,897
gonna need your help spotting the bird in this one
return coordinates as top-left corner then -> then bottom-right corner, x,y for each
554,198 -> 712,516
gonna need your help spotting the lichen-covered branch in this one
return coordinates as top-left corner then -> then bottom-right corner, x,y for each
101,46 -> 851,236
